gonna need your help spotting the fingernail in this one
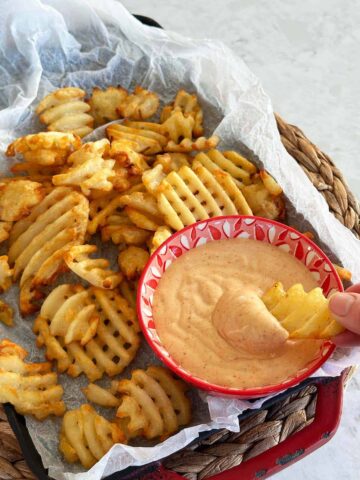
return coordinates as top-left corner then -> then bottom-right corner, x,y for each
329,293 -> 356,317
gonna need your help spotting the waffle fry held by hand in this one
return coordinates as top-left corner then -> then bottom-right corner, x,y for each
8,187 -> 89,315
262,282 -> 345,339
52,140 -> 115,196
60,404 -> 126,469
64,244 -> 123,289
36,87 -> 94,138
34,284 -> 140,382
0,339 -> 65,419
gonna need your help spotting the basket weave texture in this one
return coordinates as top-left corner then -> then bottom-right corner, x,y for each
0,116 -> 358,480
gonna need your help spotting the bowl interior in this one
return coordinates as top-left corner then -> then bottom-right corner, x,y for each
137,216 -> 343,398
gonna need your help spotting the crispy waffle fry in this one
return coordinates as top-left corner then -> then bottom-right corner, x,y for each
8,187 -> 88,314
123,120 -> 165,135
259,170 -> 283,196
6,132 -> 81,165
0,301 -> 13,326
64,244 -> 123,289
60,404 -> 125,468
0,180 -> 45,222
161,108 -> 194,143
194,150 -> 256,186
241,175 -> 284,220
142,164 -> 166,195
34,285 -> 140,381
165,135 -> 219,153
101,218 -> 151,246
161,89 -> 204,137
36,87 -> 94,138
53,140 -> 115,196
156,161 -> 252,230
107,123 -> 166,155
0,339 -> 65,419
82,383 -> 120,408
117,86 -> 159,120
119,191 -> 164,231
110,139 -> 150,173
262,282 -> 345,339
118,246 -> 149,280
116,366 -> 191,440
87,86 -> 128,126
0,256 -> 13,293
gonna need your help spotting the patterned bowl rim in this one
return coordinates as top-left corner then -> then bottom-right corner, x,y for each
137,215 -> 343,398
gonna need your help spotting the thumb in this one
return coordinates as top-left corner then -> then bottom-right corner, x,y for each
329,293 -> 360,335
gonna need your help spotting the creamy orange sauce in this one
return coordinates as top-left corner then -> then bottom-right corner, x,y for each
153,238 -> 324,389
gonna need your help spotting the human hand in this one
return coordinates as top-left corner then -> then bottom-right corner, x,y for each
329,284 -> 360,347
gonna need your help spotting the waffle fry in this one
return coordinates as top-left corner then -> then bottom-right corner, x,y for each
162,108 -> 194,143
107,123 -> 166,155
262,282 -> 345,339
87,86 -> 128,126
53,140 -> 115,196
0,180 -> 45,222
64,244 -> 123,289
119,191 -> 164,231
123,119 -> 165,135
36,87 -> 94,138
156,161 -> 252,230
0,339 -> 65,419
82,382 -> 120,408
142,164 -> 166,195
34,285 -> 140,381
118,246 -> 149,280
6,132 -> 81,164
165,135 -> 219,153
8,187 -> 88,314
241,175 -> 284,220
0,256 -> 13,293
60,404 -> 125,468
116,366 -> 191,440
0,301 -> 13,326
101,218 -> 151,246
117,86 -> 159,120
161,89 -> 204,137
110,139 -> 150,173
154,153 -> 192,174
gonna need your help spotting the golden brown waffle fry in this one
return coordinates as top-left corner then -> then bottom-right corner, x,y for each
53,140 -> 115,196
119,280 -> 137,309
0,339 -> 65,419
117,86 -> 159,120
82,383 -> 120,408
161,89 -> 204,138
123,119 -> 165,135
161,108 -> 194,143
149,226 -> 173,254
101,218 -> 151,246
194,150 -> 256,186
142,164 -> 167,195
156,161 -> 252,230
59,404 -> 126,468
87,86 -> 128,126
165,135 -> 219,153
64,244 -> 123,289
0,301 -> 13,326
36,87 -> 94,138
118,246 -> 149,280
0,256 -> 13,293
6,132 -> 81,164
241,175 -> 284,220
259,170 -> 283,196
8,187 -> 89,314
119,191 -> 164,231
154,153 -> 192,173
107,123 -> 166,155
110,139 -> 150,173
34,285 -> 140,382
262,282 -> 345,339
116,366 -> 191,440
0,180 -> 45,222
0,221 -> 11,243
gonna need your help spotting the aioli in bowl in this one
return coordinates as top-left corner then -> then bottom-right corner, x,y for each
152,237 -> 324,389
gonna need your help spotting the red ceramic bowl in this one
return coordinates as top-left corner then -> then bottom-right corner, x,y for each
137,216 -> 343,399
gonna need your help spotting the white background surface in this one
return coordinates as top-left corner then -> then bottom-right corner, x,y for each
121,1 -> 360,478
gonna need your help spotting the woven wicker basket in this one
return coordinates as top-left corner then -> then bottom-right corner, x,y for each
0,115 -> 358,480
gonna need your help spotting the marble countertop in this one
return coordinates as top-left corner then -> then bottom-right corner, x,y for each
122,1 -> 360,478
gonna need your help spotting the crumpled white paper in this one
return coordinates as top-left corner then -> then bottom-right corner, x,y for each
0,0 -> 360,479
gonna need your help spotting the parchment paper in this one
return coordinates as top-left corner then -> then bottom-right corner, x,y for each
0,1 -> 360,479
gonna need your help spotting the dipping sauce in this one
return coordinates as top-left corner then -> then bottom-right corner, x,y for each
152,238 -> 324,389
